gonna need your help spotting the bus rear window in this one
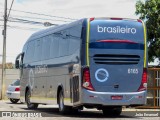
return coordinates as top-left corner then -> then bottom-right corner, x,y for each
90,20 -> 144,43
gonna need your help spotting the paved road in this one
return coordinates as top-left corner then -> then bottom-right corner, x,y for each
0,100 -> 159,120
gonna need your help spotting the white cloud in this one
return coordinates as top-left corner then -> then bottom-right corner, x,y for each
13,0 -> 138,19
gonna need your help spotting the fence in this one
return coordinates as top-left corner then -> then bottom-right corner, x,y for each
146,68 -> 160,108
137,68 -> 160,108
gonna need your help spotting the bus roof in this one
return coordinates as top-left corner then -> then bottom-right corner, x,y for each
26,17 -> 143,43
26,18 -> 85,42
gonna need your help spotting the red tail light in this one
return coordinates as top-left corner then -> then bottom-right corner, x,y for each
110,18 -> 123,20
82,67 -> 94,91
97,40 -> 137,44
137,19 -> 142,23
15,87 -> 20,91
90,17 -> 95,21
138,68 -> 147,91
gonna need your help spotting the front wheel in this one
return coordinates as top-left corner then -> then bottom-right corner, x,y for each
26,90 -> 38,109
10,98 -> 19,103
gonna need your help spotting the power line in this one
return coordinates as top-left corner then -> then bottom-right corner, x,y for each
10,9 -> 77,20
0,8 -> 76,26
0,24 -> 41,31
9,17 -> 59,26
8,18 -> 46,25
0,5 -> 78,31
9,15 -> 72,23
0,6 -> 77,20
7,25 -> 41,31
7,0 -> 15,20
1,16 -> 59,27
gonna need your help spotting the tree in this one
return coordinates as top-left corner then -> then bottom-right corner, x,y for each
135,0 -> 160,62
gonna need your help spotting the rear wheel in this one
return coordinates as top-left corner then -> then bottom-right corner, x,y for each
58,90 -> 71,114
10,98 -> 19,103
102,106 -> 122,117
26,90 -> 38,109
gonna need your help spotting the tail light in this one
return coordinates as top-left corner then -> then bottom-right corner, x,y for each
90,17 -> 95,21
15,87 -> 20,91
110,18 -> 123,20
97,39 -> 137,44
137,19 -> 142,23
82,67 -> 94,91
138,68 -> 147,91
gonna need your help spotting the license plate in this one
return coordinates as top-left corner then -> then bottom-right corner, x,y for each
7,93 -> 12,95
111,95 -> 123,100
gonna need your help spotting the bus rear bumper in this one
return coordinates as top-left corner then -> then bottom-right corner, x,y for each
81,89 -> 147,106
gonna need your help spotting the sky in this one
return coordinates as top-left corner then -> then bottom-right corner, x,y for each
0,0 -> 140,63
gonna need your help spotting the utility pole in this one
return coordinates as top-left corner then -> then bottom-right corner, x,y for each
1,0 -> 7,100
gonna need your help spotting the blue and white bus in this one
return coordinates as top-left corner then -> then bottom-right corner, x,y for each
16,17 -> 147,116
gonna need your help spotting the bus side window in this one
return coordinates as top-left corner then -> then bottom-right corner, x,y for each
20,53 -> 24,68
50,34 -> 59,58
22,44 -> 28,64
69,37 -> 80,55
59,31 -> 69,57
42,36 -> 51,60
25,40 -> 35,63
68,27 -> 81,55
34,38 -> 42,61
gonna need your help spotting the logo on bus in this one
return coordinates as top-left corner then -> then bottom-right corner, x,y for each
97,25 -> 137,34
95,68 -> 109,82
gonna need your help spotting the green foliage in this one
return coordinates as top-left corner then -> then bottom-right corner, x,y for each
135,0 -> 160,62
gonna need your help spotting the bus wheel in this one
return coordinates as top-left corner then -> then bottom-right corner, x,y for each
26,90 -> 38,109
102,106 -> 122,117
58,90 -> 70,114
10,98 -> 19,103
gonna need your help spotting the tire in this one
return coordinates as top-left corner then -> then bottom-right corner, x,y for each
102,106 -> 122,117
26,90 -> 38,109
10,98 -> 19,103
71,108 -> 79,114
58,90 -> 71,114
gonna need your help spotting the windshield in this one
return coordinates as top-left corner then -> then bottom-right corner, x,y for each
90,20 -> 144,43
12,80 -> 20,86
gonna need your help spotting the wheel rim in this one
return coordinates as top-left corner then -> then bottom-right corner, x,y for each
10,98 -> 19,103
11,99 -> 15,102
59,92 -> 64,111
27,91 -> 31,105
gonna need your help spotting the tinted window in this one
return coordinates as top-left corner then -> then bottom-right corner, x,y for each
59,37 -> 69,57
42,36 -> 51,60
50,34 -> 59,58
69,38 -> 80,55
90,20 -> 144,43
23,44 -> 28,63
12,80 -> 20,86
25,40 -> 35,63
34,39 -> 42,61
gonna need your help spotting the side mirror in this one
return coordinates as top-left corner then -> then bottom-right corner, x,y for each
15,60 -> 20,69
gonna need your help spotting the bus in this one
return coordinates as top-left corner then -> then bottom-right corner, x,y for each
15,17 -> 147,116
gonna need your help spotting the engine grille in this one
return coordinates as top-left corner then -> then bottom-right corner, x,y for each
93,54 -> 140,65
